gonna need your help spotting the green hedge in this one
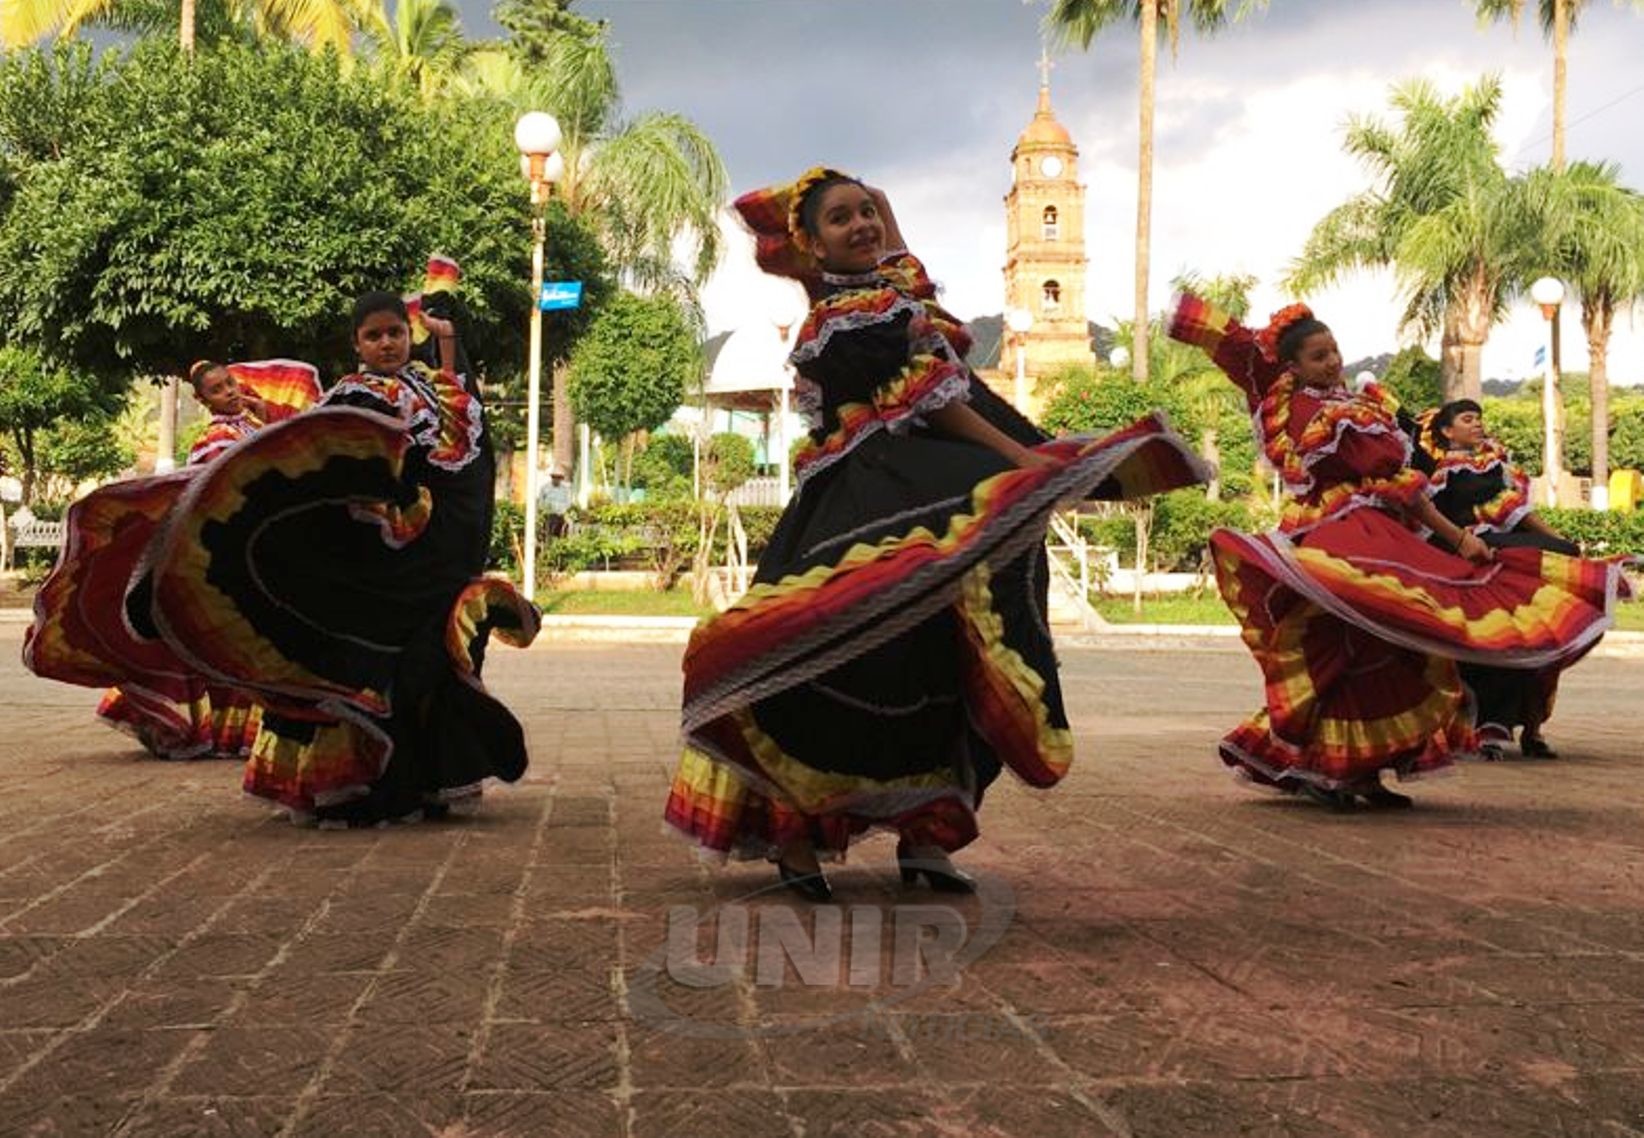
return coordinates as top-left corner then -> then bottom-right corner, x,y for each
488,499 -> 783,587
1538,508 -> 1644,557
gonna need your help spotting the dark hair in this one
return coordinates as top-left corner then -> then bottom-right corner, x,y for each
187,359 -> 225,393
1276,318 -> 1332,364
798,175 -> 866,238
1429,398 -> 1484,446
351,290 -> 409,332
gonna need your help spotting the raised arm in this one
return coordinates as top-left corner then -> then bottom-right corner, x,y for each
1167,294 -> 1287,409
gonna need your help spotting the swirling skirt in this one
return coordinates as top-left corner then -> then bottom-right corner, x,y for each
665,414 -> 1209,860
1211,508 -> 1630,789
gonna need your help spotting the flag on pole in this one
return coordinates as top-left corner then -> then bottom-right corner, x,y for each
1534,345 -> 1547,369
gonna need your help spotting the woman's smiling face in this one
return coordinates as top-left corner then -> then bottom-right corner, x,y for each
807,182 -> 885,274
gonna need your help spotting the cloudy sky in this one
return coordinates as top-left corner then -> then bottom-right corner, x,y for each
465,0 -> 1644,382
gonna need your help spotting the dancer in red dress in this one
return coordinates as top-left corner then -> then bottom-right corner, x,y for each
1170,294 -> 1631,810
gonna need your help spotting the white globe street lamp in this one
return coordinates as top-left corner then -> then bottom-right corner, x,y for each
1005,308 -> 1033,412
1530,276 -> 1566,508
515,110 -> 562,597
769,289 -> 807,504
1108,346 -> 1130,372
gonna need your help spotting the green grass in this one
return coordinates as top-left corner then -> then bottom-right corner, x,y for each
1616,603 -> 1644,632
535,588 -> 714,618
1092,593 -> 1236,625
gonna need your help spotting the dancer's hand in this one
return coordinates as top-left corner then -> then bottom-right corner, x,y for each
423,314 -> 456,340
1456,531 -> 1493,564
1015,448 -> 1060,472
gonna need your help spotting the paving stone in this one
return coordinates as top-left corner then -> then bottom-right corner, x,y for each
4,634 -> 1644,1135
458,1090 -> 623,1138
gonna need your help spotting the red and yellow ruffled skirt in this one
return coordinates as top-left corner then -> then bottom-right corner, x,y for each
1211,507 -> 1631,789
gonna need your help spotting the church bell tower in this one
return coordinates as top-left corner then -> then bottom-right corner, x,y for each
1001,54 -> 1093,411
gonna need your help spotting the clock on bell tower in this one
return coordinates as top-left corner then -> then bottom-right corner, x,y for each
1001,53 -> 1092,414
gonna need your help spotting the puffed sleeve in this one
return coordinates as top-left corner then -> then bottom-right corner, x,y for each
792,285 -> 969,435
1167,293 -> 1287,410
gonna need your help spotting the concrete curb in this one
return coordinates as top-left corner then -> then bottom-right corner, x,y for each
6,606 -> 1642,657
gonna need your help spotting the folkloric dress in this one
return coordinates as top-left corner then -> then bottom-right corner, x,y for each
664,168 -> 1210,860
34,360 -> 322,760
1418,426 -> 1582,748
1169,293 -> 1631,790
154,348 -> 537,824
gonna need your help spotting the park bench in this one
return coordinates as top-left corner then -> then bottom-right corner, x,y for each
5,515 -> 65,550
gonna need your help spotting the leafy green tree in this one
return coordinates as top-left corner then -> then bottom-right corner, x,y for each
0,40 -> 608,388
1379,345 -> 1444,412
0,345 -> 126,504
1288,76 -> 1532,402
568,291 -> 698,485
1045,0 -> 1267,382
630,432 -> 694,501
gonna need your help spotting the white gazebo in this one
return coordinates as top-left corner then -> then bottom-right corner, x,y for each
699,301 -> 806,505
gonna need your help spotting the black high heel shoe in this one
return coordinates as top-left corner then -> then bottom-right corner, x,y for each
1520,735 -> 1559,759
1357,783 -> 1414,809
896,841 -> 977,894
775,859 -> 833,903
1298,782 -> 1356,812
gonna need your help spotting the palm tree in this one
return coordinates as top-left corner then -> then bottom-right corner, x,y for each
1523,160 -> 1644,500
462,32 -> 727,475
2,0 -> 375,56
1045,0 -> 1267,384
367,0 -> 466,99
1471,0 -> 1644,171
1287,76 -> 1534,403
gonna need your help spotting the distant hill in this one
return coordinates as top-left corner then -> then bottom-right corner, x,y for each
965,313 -> 1115,370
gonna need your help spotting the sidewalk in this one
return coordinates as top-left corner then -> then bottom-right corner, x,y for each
4,632 -> 1644,1136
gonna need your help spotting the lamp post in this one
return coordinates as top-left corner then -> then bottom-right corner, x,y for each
155,379 -> 178,474
514,111 -> 563,597
1108,346 -> 1130,373
1530,276 -> 1565,508
1005,307 -> 1033,412
769,293 -> 805,504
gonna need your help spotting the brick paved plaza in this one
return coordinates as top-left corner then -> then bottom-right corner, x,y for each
3,623 -> 1644,1137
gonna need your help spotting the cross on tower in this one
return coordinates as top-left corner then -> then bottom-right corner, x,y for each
1037,45 -> 1054,89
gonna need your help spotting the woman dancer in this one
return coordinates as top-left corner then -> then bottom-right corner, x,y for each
1418,399 -> 1581,759
141,289 -> 537,825
1169,294 -> 1629,809
39,358 -> 319,761
665,169 -> 1208,897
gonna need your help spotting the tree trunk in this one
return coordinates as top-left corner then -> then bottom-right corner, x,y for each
0,499 -> 11,573
17,430 -> 36,506
1200,425 -> 1220,501
1131,4 -> 1157,384
1447,275 -> 1491,403
1551,0 -> 1568,171
551,359 -> 574,481
1586,297 -> 1612,502
1131,503 -> 1151,616
179,0 -> 196,52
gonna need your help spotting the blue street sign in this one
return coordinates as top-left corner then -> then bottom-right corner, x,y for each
1533,345 -> 1547,368
539,281 -> 584,311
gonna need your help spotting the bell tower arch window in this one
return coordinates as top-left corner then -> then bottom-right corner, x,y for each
1042,279 -> 1061,314
1042,205 -> 1059,241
